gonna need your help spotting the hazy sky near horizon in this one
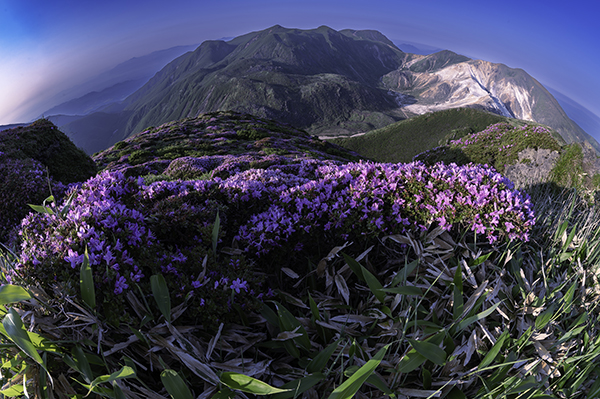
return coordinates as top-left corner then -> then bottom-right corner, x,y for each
1,0 -> 598,125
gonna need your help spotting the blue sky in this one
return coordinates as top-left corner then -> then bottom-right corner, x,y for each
1,0 -> 598,127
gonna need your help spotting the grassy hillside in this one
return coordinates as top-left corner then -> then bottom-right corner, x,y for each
329,107 -> 566,163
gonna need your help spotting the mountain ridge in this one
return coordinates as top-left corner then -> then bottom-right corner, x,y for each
39,25 -> 598,154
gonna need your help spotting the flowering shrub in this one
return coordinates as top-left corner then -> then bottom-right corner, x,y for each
93,111 -> 360,178
237,161 -> 535,261
15,171 -> 269,327
14,158 -> 535,327
0,156 -> 66,243
414,123 -> 561,173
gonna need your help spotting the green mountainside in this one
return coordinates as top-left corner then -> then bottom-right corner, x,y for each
328,108 -> 566,163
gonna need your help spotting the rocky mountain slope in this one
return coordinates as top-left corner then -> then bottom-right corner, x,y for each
49,25 -> 597,154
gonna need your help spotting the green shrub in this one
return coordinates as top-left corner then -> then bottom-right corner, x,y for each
127,149 -> 152,165
550,143 -> 584,188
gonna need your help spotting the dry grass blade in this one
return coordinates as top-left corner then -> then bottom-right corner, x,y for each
151,335 -> 220,385
334,273 -> 350,305
398,388 -> 442,397
104,334 -> 140,356
206,323 -> 224,361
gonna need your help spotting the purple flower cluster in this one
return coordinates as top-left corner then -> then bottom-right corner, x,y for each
16,172 -> 153,299
237,161 -> 535,256
0,156 -> 66,243
14,170 -> 282,326
14,157 -> 535,326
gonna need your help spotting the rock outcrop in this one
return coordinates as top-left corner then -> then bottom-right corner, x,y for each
504,148 -> 560,189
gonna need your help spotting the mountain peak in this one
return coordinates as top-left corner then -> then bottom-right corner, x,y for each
339,29 -> 397,48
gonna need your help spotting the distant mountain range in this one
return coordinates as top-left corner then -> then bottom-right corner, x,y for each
35,25 -> 599,154
41,44 -> 198,118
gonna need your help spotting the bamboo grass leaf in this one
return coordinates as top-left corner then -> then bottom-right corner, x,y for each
220,372 -> 291,395
212,387 -> 236,398
308,292 -> 320,321
2,308 -> 44,367
307,338 -> 342,373
151,274 -> 171,324
86,366 -> 135,397
380,286 -> 423,296
535,304 -> 556,330
479,330 -> 509,370
397,348 -> 427,373
342,253 -> 365,282
342,252 -> 385,302
73,346 -> 94,384
361,266 -> 385,303
112,381 -> 127,399
390,259 -> 419,287
456,300 -> 503,331
160,369 -> 194,399
453,265 -> 464,321
327,344 -> 390,399
212,211 -> 220,256
80,248 -> 96,309
270,373 -> 325,399
274,301 -> 311,352
470,251 -> 492,267
365,374 -> 395,396
0,285 -> 31,305
27,204 -> 54,215
407,339 -> 446,366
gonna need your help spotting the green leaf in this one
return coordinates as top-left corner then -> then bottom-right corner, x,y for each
342,252 -> 365,282
308,292 -> 320,321
112,380 -> 127,399
274,301 -> 311,352
270,373 -> 325,399
446,386 -> 467,399
362,267 -> 385,303
562,225 -> 578,252
86,366 -> 135,396
470,251 -> 492,267
397,349 -> 427,373
327,344 -> 389,399
479,330 -> 509,370
27,204 -> 54,215
390,259 -> 419,287
422,368 -> 432,390
0,285 -> 31,305
307,338 -> 342,373
151,274 -> 171,324
161,369 -> 194,399
2,308 -> 44,366
342,252 -> 385,302
408,339 -> 446,366
535,304 -> 556,330
80,248 -> 96,309
220,372 -> 291,395
0,381 -> 24,396
212,211 -> 221,256
212,387 -> 237,399
366,374 -> 395,396
456,300 -> 503,331
73,346 -> 94,384
453,265 -> 464,321
380,286 -> 423,296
